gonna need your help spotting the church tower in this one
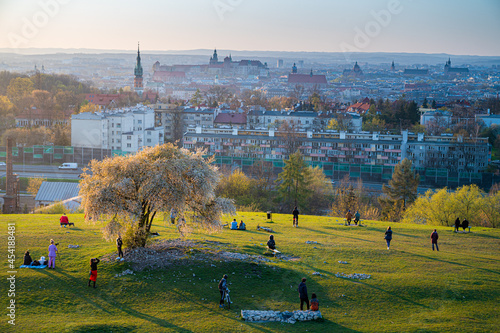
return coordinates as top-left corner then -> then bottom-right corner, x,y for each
391,60 -> 395,71
292,63 -> 297,74
134,42 -> 144,96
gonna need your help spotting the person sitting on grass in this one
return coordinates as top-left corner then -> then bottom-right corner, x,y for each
88,258 -> 100,288
310,293 -> 319,311
267,234 -> 276,250
23,250 -> 33,266
60,213 -> 69,227
238,220 -> 246,230
230,218 -> 238,230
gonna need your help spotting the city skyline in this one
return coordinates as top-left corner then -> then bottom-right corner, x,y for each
1,0 -> 499,56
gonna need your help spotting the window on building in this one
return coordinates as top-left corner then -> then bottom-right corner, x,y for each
138,120 -> 142,124
116,123 -> 121,128
127,136 -> 132,140
147,131 -> 151,135
147,139 -> 151,143
127,143 -> 131,148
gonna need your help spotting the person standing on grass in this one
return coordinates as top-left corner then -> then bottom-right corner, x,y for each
454,217 -> 461,232
48,239 -> 58,269
292,206 -> 299,227
298,278 -> 309,310
430,229 -> 439,251
170,208 -> 177,225
88,258 -> 100,288
218,274 -> 228,308
384,226 -> 393,250
116,235 -> 124,258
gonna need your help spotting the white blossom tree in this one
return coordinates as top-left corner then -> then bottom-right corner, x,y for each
79,143 -> 235,247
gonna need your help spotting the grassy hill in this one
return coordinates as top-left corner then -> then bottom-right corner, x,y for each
1,213 -> 499,332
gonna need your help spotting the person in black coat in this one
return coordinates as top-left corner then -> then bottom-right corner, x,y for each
292,206 -> 299,227
461,219 -> 469,232
267,235 -> 276,250
23,251 -> 33,266
384,226 -> 393,250
430,229 -> 439,251
298,278 -> 309,310
454,217 -> 461,232
116,235 -> 124,258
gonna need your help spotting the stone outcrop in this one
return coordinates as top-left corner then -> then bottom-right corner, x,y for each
241,310 -> 322,324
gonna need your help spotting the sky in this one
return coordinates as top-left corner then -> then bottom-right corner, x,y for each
1,0 -> 499,56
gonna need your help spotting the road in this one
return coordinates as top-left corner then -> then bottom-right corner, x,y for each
0,165 -> 83,180
0,165 -> 435,194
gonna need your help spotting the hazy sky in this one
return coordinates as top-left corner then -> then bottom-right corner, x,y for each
1,0 -> 499,55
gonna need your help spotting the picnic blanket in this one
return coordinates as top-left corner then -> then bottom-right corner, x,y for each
20,264 -> 47,269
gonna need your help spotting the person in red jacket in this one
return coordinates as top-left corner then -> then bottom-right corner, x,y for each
430,229 -> 439,251
60,213 -> 69,227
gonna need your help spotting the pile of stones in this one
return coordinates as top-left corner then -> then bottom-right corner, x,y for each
219,251 -> 271,263
67,244 -> 80,248
305,241 -> 318,244
312,271 -> 328,277
241,310 -> 322,324
335,272 -> 371,280
115,269 -> 134,278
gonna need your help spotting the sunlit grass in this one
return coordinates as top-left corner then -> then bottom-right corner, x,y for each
0,213 -> 499,332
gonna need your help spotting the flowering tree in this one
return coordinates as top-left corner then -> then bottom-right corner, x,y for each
79,144 -> 235,247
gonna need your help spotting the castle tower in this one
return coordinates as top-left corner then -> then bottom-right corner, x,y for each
292,63 -> 297,74
210,48 -> 219,65
391,61 -> 395,71
134,42 -> 144,96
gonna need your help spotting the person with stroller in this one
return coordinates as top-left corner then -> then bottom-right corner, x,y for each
218,274 -> 229,308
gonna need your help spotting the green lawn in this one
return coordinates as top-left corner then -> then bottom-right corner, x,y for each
1,213 -> 499,332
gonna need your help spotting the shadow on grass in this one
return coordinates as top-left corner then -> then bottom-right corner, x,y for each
97,297 -> 193,332
353,280 -> 431,309
70,324 -> 137,333
37,269 -> 113,314
469,232 -> 500,240
297,226 -> 333,235
407,251 -> 500,275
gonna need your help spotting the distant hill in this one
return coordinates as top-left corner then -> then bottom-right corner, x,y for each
1,48 -> 500,66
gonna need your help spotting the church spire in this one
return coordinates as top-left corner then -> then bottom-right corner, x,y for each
134,42 -> 143,96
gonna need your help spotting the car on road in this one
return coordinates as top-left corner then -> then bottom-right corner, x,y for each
0,162 -> 6,166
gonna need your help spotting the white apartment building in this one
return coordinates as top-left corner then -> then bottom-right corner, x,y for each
71,105 -> 163,152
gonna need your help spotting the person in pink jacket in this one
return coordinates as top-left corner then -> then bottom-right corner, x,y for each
48,239 -> 58,269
